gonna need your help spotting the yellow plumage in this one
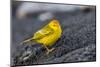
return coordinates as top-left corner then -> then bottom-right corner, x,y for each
21,19 -> 62,54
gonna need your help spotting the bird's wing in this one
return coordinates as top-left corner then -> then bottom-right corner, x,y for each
33,26 -> 54,40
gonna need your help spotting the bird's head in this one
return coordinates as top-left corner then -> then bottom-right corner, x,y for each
48,19 -> 60,30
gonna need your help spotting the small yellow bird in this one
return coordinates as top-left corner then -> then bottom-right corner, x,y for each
21,19 -> 62,54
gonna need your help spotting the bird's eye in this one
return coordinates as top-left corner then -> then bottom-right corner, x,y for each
53,24 -> 56,26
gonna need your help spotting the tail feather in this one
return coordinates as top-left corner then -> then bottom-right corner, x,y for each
20,38 -> 34,45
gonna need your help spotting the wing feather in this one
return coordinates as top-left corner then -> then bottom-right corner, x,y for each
33,26 -> 53,40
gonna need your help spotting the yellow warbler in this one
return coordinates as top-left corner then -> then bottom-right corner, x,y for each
21,19 -> 62,54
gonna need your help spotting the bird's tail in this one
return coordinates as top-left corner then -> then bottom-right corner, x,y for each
20,38 -> 34,45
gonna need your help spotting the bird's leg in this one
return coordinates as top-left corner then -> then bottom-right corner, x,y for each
43,45 -> 55,55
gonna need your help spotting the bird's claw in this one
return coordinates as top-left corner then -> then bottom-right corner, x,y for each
46,48 -> 55,55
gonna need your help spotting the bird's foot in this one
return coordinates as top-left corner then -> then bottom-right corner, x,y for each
46,48 -> 55,55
